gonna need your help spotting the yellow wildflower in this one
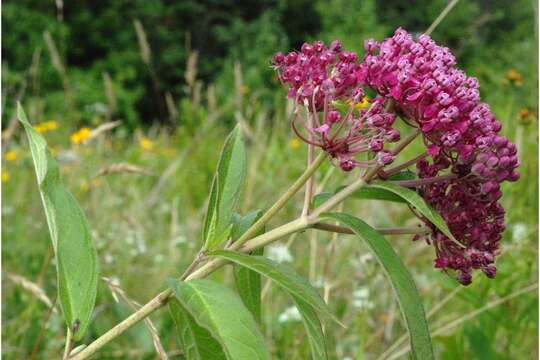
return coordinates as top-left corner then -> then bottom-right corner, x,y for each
505,69 -> 523,86
80,181 -> 89,192
70,127 -> 91,145
289,138 -> 301,150
2,168 -> 9,183
34,120 -> 58,133
520,108 -> 530,119
91,178 -> 103,188
519,107 -> 533,125
4,150 -> 17,162
139,137 -> 154,151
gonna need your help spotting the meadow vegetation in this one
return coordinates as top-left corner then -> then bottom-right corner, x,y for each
2,1 -> 538,359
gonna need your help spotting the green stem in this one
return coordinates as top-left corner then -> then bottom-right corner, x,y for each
229,151 -> 326,251
71,151 -> 327,360
72,217 -> 311,360
63,328 -> 73,360
70,289 -> 172,360
425,0 -> 460,35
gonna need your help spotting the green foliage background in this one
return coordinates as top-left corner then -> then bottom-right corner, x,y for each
2,1 -> 538,359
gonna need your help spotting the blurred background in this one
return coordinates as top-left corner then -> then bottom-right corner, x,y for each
2,0 -> 538,359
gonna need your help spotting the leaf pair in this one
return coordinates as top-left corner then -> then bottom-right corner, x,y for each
203,126 -> 247,250
168,247 -> 334,359
18,104 -> 98,341
170,207 -> 333,359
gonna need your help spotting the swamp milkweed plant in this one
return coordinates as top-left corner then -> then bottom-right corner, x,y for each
18,23 -> 519,360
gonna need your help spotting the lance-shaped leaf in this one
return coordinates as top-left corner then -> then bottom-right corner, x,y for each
18,104 -> 98,341
203,126 -> 247,249
203,175 -> 220,249
231,210 -> 264,323
350,187 -> 406,203
369,181 -> 459,244
215,126 -> 246,234
312,172 -> 416,209
169,299 -> 227,360
210,250 -> 340,326
322,213 -> 433,360
312,187 -> 407,209
292,295 -> 328,360
167,279 -> 270,360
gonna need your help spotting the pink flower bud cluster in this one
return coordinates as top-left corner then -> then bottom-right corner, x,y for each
358,28 -> 520,183
357,28 -> 520,284
416,159 -> 505,284
273,41 -> 401,171
273,40 -> 360,110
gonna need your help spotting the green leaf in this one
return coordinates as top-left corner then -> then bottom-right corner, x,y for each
231,210 -> 263,242
387,170 -> 416,181
203,126 -> 247,249
311,192 -> 334,209
203,175 -> 220,249
313,183 -> 409,209
369,181 -> 460,245
234,247 -> 263,324
169,299 -> 227,360
210,250 -> 341,326
351,187 -> 407,203
208,224 -> 233,251
322,213 -> 433,360
168,279 -> 270,360
231,210 -> 265,323
292,295 -> 328,360
18,104 -> 98,341
215,125 -> 247,236
330,100 -> 350,115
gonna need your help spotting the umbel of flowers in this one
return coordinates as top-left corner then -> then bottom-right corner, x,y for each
272,41 -> 400,172
273,28 -> 520,285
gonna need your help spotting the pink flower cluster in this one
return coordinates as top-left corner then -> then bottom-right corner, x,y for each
273,40 -> 359,110
416,160 -> 505,284
273,29 -> 519,284
359,28 -> 520,284
273,41 -> 401,171
359,28 -> 519,183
